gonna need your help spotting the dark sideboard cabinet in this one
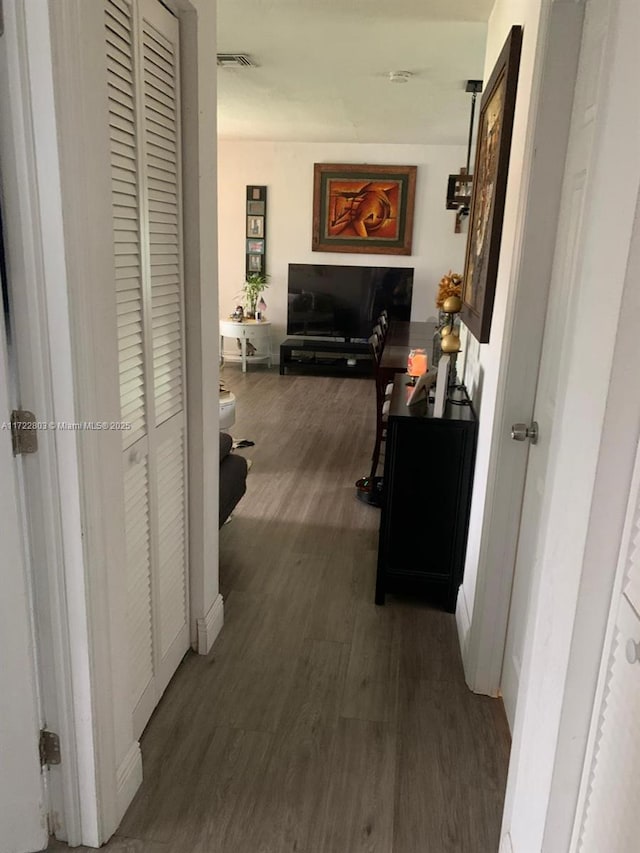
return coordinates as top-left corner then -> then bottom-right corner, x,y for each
376,374 -> 478,613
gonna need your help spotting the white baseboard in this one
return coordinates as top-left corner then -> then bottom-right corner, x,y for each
455,586 -> 472,666
116,741 -> 143,821
196,593 -> 224,654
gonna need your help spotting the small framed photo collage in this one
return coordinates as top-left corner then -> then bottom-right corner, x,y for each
246,186 -> 266,276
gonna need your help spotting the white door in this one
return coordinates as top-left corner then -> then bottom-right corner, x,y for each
500,0 -> 611,728
105,0 -> 189,738
0,263 -> 47,851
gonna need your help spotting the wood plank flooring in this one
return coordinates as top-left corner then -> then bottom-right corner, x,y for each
48,365 -> 510,853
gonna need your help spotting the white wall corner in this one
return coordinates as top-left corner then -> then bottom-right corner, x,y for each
196,593 -> 224,655
115,741 -> 142,822
456,586 -> 472,664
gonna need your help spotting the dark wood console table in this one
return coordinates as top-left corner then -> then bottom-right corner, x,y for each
376,373 -> 477,612
386,319 -> 435,347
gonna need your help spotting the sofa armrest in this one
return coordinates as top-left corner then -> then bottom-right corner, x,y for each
219,454 -> 248,528
220,432 -> 233,461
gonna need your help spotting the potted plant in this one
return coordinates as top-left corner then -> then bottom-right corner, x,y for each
242,272 -> 270,318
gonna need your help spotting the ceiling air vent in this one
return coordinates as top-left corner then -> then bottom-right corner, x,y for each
216,54 -> 257,68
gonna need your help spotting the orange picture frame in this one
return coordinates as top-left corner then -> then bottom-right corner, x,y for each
312,163 -> 417,256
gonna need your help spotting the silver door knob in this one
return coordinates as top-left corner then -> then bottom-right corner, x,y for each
511,421 -> 539,444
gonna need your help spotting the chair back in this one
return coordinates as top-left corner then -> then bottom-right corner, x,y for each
369,331 -> 382,366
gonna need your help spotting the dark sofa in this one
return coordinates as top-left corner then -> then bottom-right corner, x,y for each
219,432 -> 248,527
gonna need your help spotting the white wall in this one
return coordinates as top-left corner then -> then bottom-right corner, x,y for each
217,140 -> 467,353
457,0 -> 544,654
177,0 -> 223,656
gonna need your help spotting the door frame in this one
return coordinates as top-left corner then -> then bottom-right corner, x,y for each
458,0 -> 585,696
157,0 -> 224,655
0,214 -> 48,853
0,1 -> 95,844
549,168 -> 640,853
495,0 -> 640,846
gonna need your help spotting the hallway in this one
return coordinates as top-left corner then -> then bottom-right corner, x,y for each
50,367 -> 510,853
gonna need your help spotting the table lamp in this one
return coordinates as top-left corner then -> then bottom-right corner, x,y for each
407,348 -> 428,377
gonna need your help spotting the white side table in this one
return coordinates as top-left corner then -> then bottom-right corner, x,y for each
220,319 -> 272,373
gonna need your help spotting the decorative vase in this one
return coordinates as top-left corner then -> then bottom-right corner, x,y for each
441,332 -> 461,354
443,295 -> 463,314
432,309 -> 448,365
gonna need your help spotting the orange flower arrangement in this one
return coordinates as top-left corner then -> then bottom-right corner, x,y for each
436,270 -> 463,309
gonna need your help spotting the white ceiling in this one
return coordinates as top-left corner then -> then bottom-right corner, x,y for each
216,0 -> 491,145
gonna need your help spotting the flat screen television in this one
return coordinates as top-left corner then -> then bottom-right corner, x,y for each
287,263 -> 413,339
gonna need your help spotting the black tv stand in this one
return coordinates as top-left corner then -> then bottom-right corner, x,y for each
279,338 -> 373,377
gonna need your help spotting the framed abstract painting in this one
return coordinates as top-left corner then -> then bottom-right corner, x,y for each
461,25 -> 522,343
312,163 -> 417,255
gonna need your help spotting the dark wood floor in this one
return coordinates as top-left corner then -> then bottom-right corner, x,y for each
49,366 -> 510,853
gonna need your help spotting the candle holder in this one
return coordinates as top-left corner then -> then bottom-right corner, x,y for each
407,348 -> 428,379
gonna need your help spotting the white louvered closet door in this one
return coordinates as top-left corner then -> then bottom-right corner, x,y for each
577,439 -> 640,852
106,0 -> 189,739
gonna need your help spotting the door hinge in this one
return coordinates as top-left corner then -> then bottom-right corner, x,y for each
11,409 -> 38,456
39,729 -> 61,767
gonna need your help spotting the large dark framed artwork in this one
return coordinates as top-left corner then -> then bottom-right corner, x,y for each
461,25 -> 522,343
312,163 -> 417,255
